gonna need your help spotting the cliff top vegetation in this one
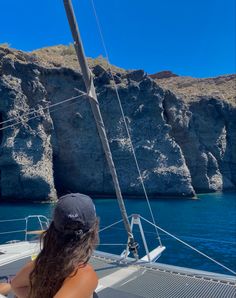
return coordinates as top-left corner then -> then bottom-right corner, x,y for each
1,44 -> 235,106
150,71 -> 236,106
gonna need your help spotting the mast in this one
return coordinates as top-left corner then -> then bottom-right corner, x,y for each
63,0 -> 138,258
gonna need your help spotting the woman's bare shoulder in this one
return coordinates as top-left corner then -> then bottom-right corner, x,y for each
11,260 -> 35,288
54,264 -> 98,298
72,264 -> 98,284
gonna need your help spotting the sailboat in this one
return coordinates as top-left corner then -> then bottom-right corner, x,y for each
0,0 -> 236,297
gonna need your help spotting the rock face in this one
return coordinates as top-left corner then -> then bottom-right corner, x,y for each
0,48 -> 56,200
152,72 -> 236,192
38,63 -> 194,198
163,92 -> 236,192
149,71 -> 178,80
0,46 -> 235,201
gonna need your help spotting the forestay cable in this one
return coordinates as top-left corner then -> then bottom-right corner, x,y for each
63,0 -> 139,259
90,0 -> 162,246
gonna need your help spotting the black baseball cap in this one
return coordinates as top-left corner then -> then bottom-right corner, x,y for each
53,193 -> 96,233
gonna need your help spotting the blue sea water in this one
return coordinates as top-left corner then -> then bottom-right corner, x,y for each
0,192 -> 235,276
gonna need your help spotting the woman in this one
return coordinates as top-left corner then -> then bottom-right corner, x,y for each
11,193 -> 99,298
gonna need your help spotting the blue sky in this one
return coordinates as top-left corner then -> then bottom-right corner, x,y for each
0,0 -> 235,77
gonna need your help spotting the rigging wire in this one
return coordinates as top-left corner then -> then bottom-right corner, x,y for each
0,218 -> 25,223
99,216 -> 132,233
99,243 -> 127,246
140,216 -> 236,276
98,216 -> 236,275
0,230 -> 25,235
90,0 -> 162,246
88,3 -> 236,275
0,93 -> 85,131
4,99 -> 81,131
0,93 -> 86,127
99,224 -> 236,245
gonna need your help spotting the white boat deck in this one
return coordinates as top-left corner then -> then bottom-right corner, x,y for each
0,241 -> 39,267
0,242 -> 235,298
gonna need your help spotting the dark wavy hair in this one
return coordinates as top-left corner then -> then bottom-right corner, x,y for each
28,219 -> 99,298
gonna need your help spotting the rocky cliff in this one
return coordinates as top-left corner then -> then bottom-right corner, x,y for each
0,46 -> 235,201
153,72 -> 236,192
